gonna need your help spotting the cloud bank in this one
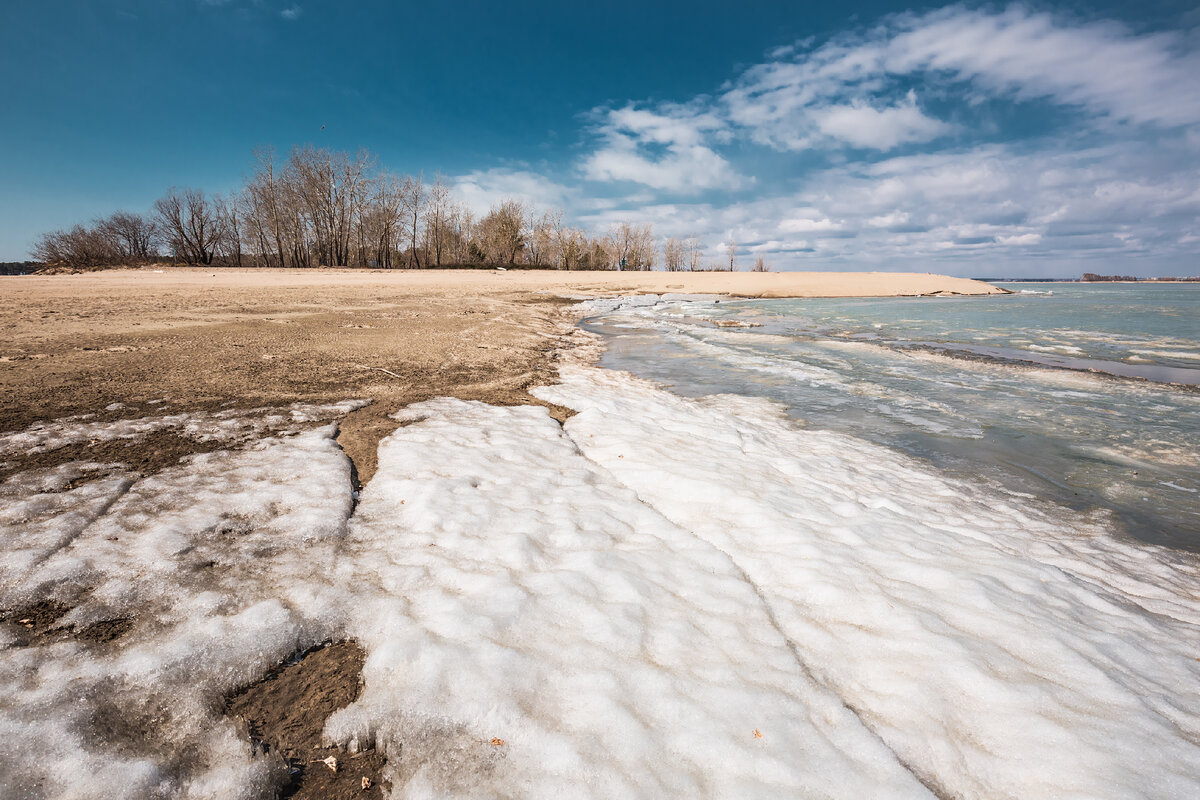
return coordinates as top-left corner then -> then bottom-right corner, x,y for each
542,4 -> 1200,275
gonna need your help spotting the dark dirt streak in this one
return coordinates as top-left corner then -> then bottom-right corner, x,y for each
0,599 -> 135,647
226,640 -> 387,799
0,430 -> 230,485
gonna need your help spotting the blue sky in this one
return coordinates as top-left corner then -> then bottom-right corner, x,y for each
2,1 -> 1198,275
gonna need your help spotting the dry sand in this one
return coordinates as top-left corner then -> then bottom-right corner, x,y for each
0,266 -> 1000,798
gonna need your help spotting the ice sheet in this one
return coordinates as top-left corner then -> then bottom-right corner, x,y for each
535,364 -> 1200,799
328,398 -> 932,799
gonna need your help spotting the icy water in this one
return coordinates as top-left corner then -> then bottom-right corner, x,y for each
585,283 -> 1200,550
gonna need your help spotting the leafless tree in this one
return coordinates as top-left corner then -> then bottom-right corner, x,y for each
423,174 -> 453,267
399,174 -> 426,268
662,237 -> 685,272
726,238 -> 738,271
611,222 -> 655,270
33,144 -> 690,273
479,199 -> 527,265
32,225 -> 119,266
97,212 -> 158,261
211,194 -> 244,267
685,236 -> 703,272
752,255 -> 770,272
154,187 -> 222,265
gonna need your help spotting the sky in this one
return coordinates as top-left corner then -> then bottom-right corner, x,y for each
1,1 -> 1198,276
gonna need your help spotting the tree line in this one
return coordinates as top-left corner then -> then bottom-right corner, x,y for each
32,145 -> 767,272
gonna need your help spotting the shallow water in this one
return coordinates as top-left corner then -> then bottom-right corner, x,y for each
585,283 -> 1200,549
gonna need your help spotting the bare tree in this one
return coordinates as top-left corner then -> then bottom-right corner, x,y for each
528,209 -> 558,267
400,174 -> 426,268
97,212 -> 158,261
424,174 -> 453,267
752,255 -> 770,272
32,225 -> 121,266
726,238 -> 738,271
611,222 -> 656,270
479,199 -> 527,265
33,143 -> 695,275
685,236 -> 703,272
212,194 -> 244,267
662,237 -> 685,272
154,188 -> 222,265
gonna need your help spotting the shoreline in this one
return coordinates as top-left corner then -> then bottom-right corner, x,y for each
0,268 -> 1001,483
4,269 -> 1200,798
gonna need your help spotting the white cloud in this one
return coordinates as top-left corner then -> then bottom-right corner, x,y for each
882,6 -> 1200,128
722,5 -> 1200,154
811,92 -> 953,150
280,5 -> 302,20
453,168 -> 573,217
581,104 -> 746,193
571,139 -> 1200,275
779,215 -> 839,234
559,6 -> 1200,273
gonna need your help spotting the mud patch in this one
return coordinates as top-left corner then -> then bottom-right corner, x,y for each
1,598 -> 137,647
1,599 -> 72,645
226,640 -> 386,798
0,429 -> 230,485
76,616 -> 135,643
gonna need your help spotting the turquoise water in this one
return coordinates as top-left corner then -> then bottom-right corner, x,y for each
586,283 -> 1200,550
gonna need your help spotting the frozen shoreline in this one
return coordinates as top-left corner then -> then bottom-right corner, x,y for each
2,289 -> 1199,798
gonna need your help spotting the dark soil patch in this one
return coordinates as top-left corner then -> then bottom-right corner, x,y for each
2,599 -> 137,647
75,616 -> 135,643
226,640 -> 387,799
0,429 -> 230,485
1,599 -> 71,640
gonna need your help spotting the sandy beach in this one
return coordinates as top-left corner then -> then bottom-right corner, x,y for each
0,267 -> 1001,484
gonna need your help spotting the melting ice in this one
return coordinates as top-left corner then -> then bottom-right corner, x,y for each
2,333 -> 1199,797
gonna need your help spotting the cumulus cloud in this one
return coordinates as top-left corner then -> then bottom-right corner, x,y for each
809,92 -> 954,150
574,139 -> 1200,274
580,104 -> 747,193
453,168 -> 574,216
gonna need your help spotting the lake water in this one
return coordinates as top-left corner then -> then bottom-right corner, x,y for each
585,282 -> 1200,550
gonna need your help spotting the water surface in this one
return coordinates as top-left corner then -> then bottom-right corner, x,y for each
585,282 -> 1200,549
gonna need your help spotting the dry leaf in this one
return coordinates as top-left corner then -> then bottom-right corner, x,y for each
489,737 -> 505,746
312,755 -> 338,773
361,776 -> 373,790
753,729 -> 763,739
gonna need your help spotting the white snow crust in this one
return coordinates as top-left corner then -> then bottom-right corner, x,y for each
535,364 -> 1200,800
3,361 -> 1200,799
327,398 -> 931,798
1,419 -> 356,799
